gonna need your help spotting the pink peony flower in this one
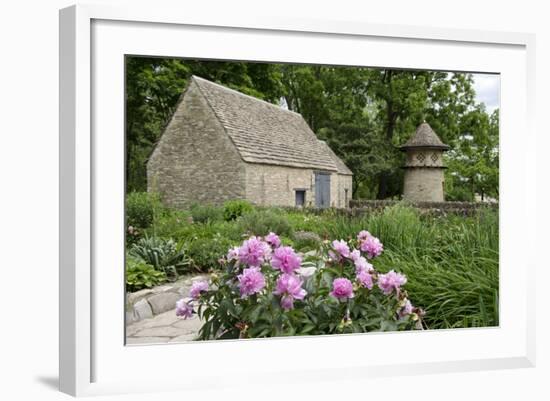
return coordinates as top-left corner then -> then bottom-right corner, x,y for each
359,234 -> 384,259
175,298 -> 193,319
280,295 -> 295,311
357,230 -> 371,241
189,280 -> 208,299
227,246 -> 240,262
377,270 -> 407,295
354,256 -> 373,274
265,232 -> 281,248
356,269 -> 374,289
238,236 -> 271,267
330,239 -> 350,261
398,299 -> 414,318
330,277 -> 354,300
349,249 -> 361,262
271,246 -> 302,274
273,274 -> 307,310
237,267 -> 266,298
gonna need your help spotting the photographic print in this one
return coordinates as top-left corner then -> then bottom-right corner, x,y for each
124,58 -> 499,344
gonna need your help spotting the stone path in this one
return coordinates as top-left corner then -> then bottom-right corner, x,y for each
126,309 -> 205,344
125,273 -> 209,345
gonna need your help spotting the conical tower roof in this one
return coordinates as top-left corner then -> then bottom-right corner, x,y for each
399,122 -> 449,151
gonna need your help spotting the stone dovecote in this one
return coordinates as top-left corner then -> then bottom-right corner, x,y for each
399,122 -> 450,202
147,76 -> 353,209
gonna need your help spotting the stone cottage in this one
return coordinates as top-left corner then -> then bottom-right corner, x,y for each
147,76 -> 353,209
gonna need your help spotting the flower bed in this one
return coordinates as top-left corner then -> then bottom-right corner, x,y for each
175,231 -> 423,339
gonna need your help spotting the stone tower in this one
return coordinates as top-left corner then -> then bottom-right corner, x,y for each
400,122 -> 449,202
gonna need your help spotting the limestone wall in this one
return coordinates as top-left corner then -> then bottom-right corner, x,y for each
244,163 -> 352,208
404,148 -> 445,168
349,199 -> 497,217
244,164 -> 314,207
334,173 -> 353,208
147,81 -> 246,208
402,168 -> 445,202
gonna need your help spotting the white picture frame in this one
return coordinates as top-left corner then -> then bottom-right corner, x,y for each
59,3 -> 536,397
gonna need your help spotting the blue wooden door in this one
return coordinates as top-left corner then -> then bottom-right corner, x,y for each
315,173 -> 331,208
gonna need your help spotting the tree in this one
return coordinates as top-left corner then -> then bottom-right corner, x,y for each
363,70 -> 479,199
445,107 -> 499,200
125,57 -> 499,201
125,58 -> 283,191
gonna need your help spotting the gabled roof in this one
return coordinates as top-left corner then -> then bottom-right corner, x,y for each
399,122 -> 450,151
318,140 -> 353,175
191,76 -> 347,172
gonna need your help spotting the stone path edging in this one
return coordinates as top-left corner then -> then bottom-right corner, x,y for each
126,274 -> 209,324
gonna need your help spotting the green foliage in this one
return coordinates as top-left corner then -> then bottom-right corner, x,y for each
367,206 -> 499,328
125,257 -> 167,292
446,108 -> 499,200
189,203 -> 223,224
223,199 -> 254,221
187,235 -> 236,272
292,231 -> 322,252
237,209 -> 293,237
128,235 -> 192,280
127,196 -> 498,329
375,249 -> 498,329
445,183 -> 475,202
126,57 -> 498,199
146,208 -> 194,240
358,204 -> 428,252
126,192 -> 160,229
194,237 -> 419,340
125,58 -> 191,191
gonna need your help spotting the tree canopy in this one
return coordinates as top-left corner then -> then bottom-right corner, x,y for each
125,57 -> 499,201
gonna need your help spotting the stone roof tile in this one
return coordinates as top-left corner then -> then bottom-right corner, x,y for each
192,76 -> 346,172
318,140 -> 353,175
400,122 -> 449,150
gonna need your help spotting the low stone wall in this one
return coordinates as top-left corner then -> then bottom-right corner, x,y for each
257,200 -> 497,217
126,274 -> 209,324
349,199 -> 498,217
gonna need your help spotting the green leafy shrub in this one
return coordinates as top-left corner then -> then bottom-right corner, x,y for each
285,211 -> 324,232
188,235 -> 236,271
126,192 -> 161,229
190,203 -> 223,224
445,186 -> 475,202
128,235 -> 192,280
176,232 -> 421,340
237,210 -> 292,237
292,231 -> 322,251
223,199 -> 254,221
126,257 -> 167,292
147,209 -> 194,240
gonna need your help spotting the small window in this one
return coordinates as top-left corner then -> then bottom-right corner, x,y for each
344,189 -> 349,206
295,190 -> 306,207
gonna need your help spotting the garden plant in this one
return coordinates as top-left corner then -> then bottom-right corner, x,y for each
126,194 -> 498,330
175,231 -> 424,339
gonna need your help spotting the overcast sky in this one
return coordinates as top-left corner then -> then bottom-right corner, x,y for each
472,73 -> 500,114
